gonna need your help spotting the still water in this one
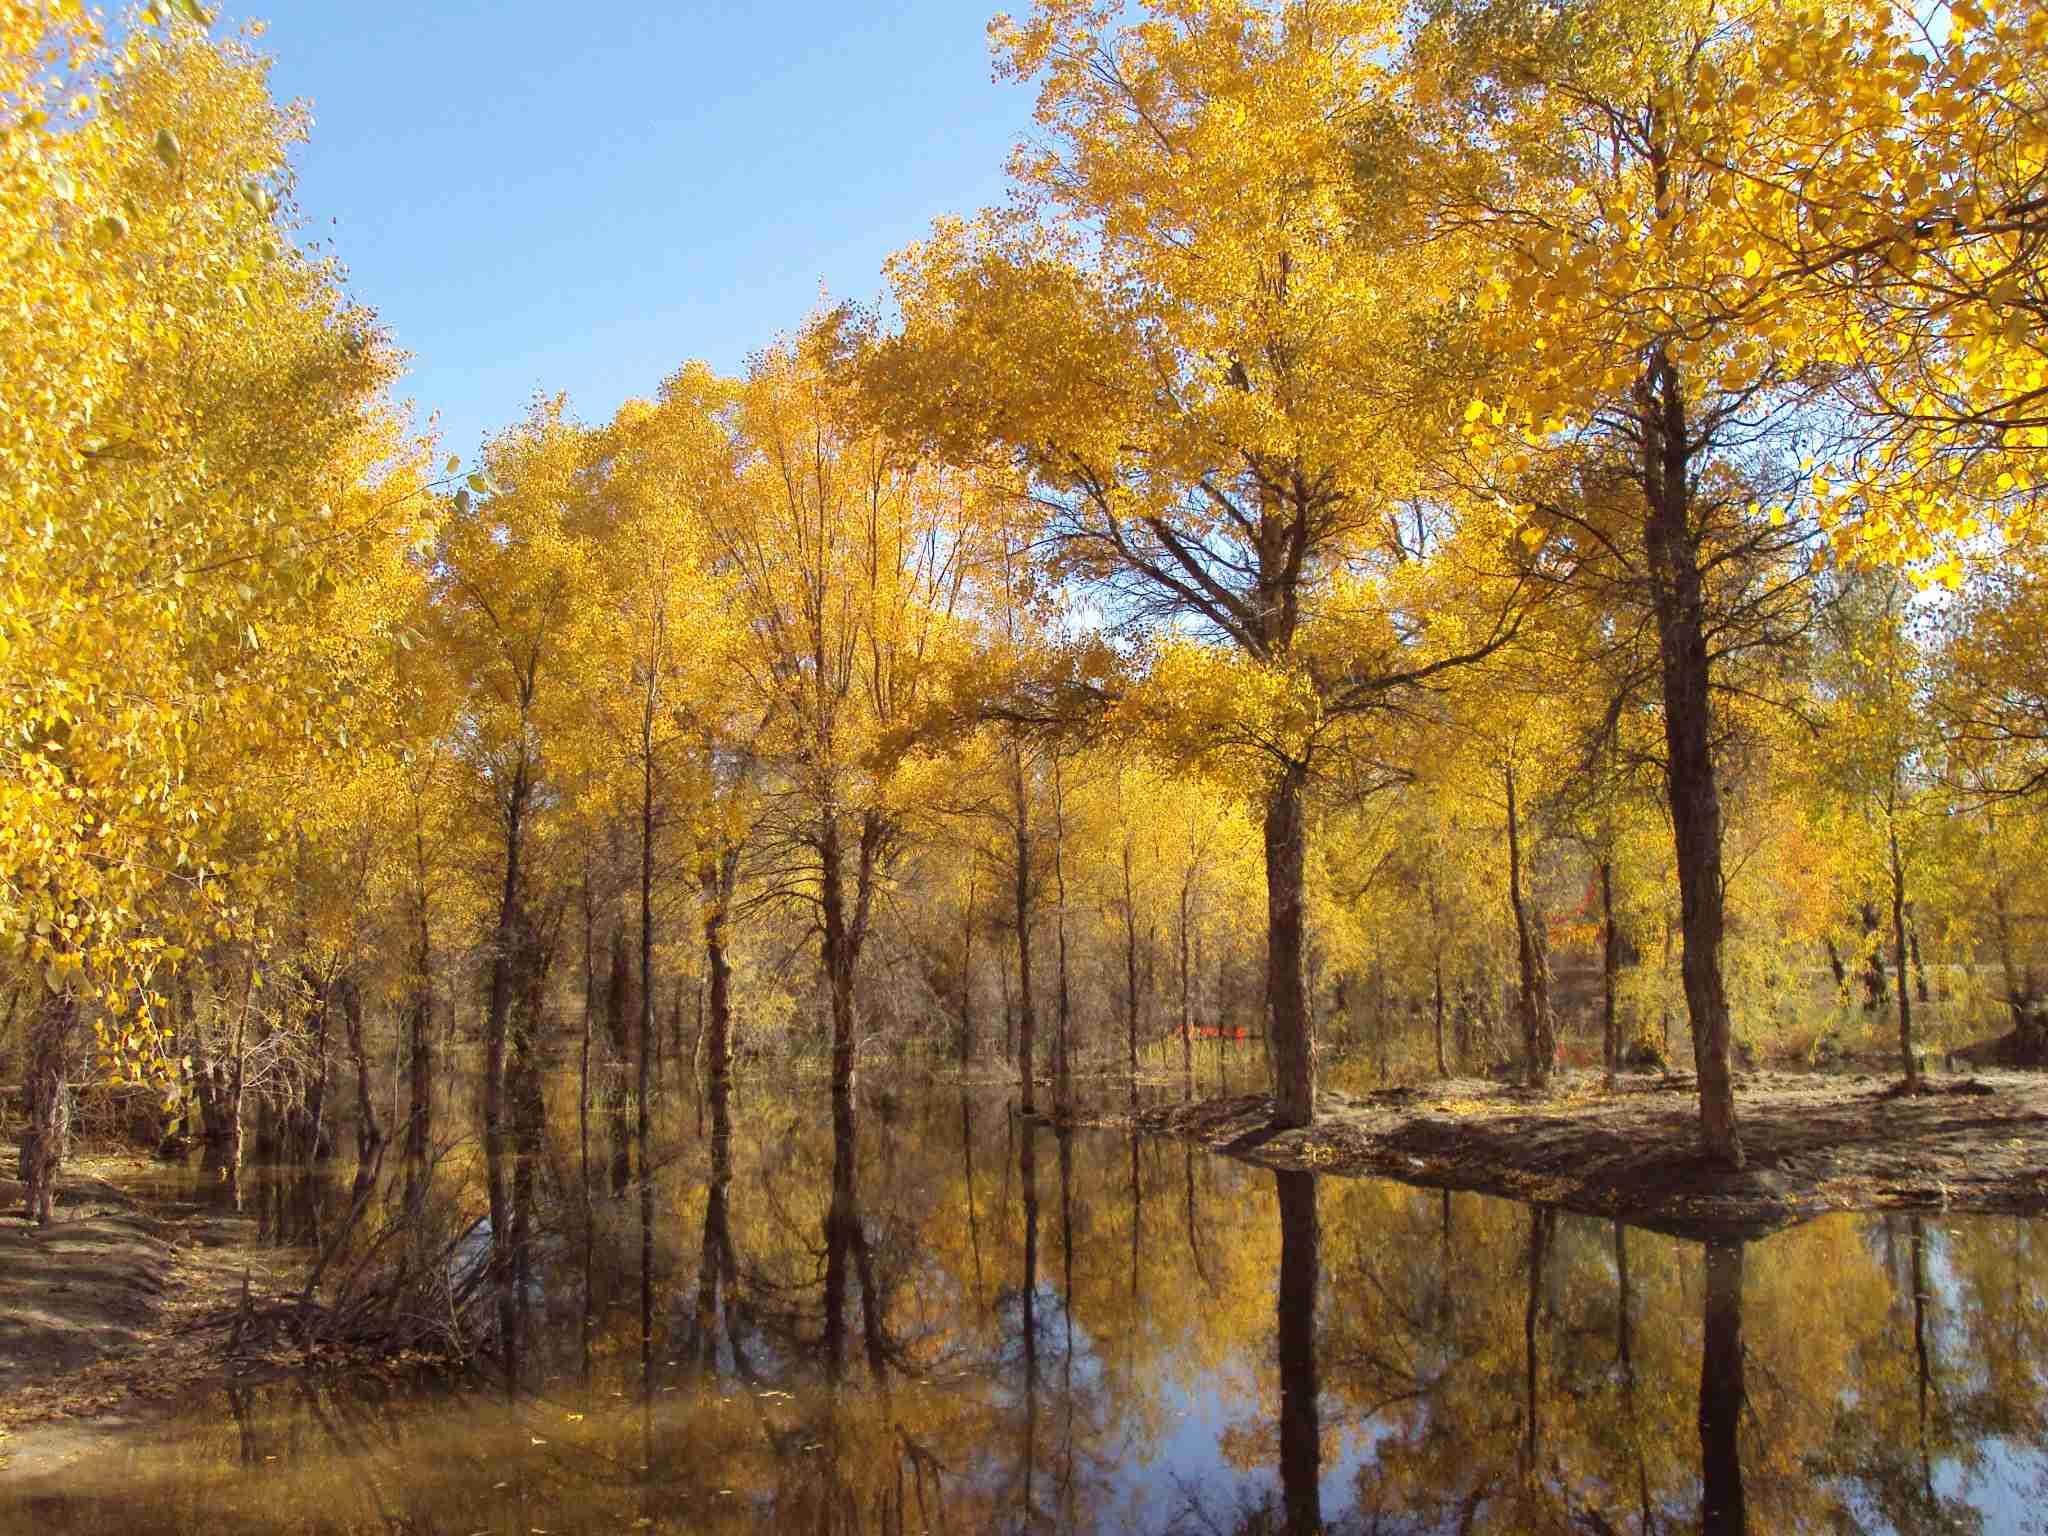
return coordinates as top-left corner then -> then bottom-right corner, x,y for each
6,1073 -> 2047,1534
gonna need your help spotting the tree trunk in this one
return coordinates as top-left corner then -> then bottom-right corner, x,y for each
1505,762 -> 1552,1087
187,973 -> 231,1167
703,852 -> 737,1093
1433,946 -> 1448,1080
1264,761 -> 1316,1128
227,960 -> 254,1208
959,869 -> 977,1067
407,878 -> 433,1189
338,978 -> 379,1164
1011,742 -> 1037,1118
1178,878 -> 1194,1098
1051,753 -> 1073,1113
638,674 -> 658,1399
303,972 -> 332,1164
605,923 -> 634,1197
1123,838 -> 1141,1092
21,985 -> 79,1227
821,810 -> 855,1098
482,756 -> 530,1386
579,867 -> 594,1192
1890,821 -> 1919,1086
1641,349 -> 1743,1168
1861,901 -> 1890,1011
339,977 -> 382,1213
1601,856 -> 1621,1075
1985,822 -> 2035,1034
999,947 -> 1015,1066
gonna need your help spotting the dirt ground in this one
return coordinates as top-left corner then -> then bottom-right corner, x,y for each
0,1145 -> 298,1475
1097,1068 -> 2048,1239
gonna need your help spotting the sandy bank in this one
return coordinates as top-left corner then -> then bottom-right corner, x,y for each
1094,1069 -> 2048,1239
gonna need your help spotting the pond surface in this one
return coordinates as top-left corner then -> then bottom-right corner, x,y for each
6,1071 -> 2048,1534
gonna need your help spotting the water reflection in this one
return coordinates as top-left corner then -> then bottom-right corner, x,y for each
1276,1169 -> 1321,1536
1700,1238 -> 1746,1536
8,1076 -> 2048,1535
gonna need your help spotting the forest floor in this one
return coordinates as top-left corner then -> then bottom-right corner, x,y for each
1093,1068 -> 2048,1239
0,1143 -> 299,1477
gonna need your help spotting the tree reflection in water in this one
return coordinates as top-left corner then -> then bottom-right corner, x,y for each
1276,1169 -> 1322,1536
1699,1238 -> 1747,1536
9,1077 -> 2048,1535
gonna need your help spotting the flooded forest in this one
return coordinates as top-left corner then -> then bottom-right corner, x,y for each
14,1071 -> 2048,1533
6,0 -> 2048,1531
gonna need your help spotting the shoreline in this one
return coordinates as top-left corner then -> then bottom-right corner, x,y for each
1084,1068 -> 2048,1239
0,1147 -> 299,1475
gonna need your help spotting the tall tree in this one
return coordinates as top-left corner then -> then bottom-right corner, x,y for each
866,0 -> 1528,1125
703,329 -> 987,1101
1427,0 -> 1839,1163
2,10 -> 427,1218
429,399 -> 593,1374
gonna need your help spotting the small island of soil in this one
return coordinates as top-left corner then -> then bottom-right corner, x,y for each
1101,1069 -> 2048,1240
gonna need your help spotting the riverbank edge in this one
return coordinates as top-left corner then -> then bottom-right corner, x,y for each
1076,1068 -> 2048,1240
0,1147 -> 304,1473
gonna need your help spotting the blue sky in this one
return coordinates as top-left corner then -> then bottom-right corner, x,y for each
247,2 -> 1033,461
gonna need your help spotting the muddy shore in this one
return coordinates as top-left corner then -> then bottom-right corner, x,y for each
0,1148 -> 297,1475
1088,1068 -> 2048,1239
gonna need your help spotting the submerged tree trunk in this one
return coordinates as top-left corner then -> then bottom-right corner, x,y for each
819,807 -> 882,1103
638,670 -> 658,1400
298,970 -> 331,1164
690,1063 -> 736,1380
1640,347 -> 1743,1168
406,876 -> 434,1194
339,977 -> 381,1213
1264,761 -> 1316,1128
483,756 -> 532,1388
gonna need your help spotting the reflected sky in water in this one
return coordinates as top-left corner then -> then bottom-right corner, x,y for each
6,1072 -> 2047,1535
